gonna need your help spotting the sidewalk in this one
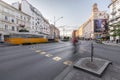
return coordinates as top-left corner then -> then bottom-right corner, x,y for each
102,41 -> 120,47
54,40 -> 120,80
0,43 -> 6,47
54,62 -> 120,80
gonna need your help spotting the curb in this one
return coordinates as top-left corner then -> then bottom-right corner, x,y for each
73,57 -> 112,77
54,55 -> 81,80
54,65 -> 73,80
102,42 -> 120,47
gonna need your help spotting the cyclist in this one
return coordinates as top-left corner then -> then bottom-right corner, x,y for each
72,37 -> 78,53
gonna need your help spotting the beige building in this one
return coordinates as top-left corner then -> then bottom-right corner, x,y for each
49,24 -> 60,39
0,0 -> 30,42
78,26 -> 83,38
75,30 -> 79,38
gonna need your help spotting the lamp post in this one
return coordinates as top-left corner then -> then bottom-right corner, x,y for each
54,16 -> 63,26
53,16 -> 63,38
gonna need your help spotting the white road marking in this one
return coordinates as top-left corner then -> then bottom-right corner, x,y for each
40,52 -> 46,55
53,57 -> 62,61
63,60 -> 72,66
35,50 -> 42,53
45,54 -> 53,57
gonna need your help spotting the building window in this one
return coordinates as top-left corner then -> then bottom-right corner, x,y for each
16,20 -> 18,24
5,25 -> 8,30
11,19 -> 14,23
32,22 -> 34,25
21,16 -> 22,19
5,16 -> 8,21
24,17 -> 26,20
12,26 -> 15,31
32,26 -> 34,29
17,27 -> 19,31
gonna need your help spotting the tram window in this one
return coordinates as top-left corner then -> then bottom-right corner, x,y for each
20,34 -> 27,38
39,36 -> 44,38
32,35 -> 39,38
31,35 -> 43,38
10,34 -> 22,38
27,34 -> 33,38
4,35 -> 10,38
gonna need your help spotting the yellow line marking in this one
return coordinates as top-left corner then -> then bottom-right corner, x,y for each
35,50 -> 42,53
40,52 -> 46,55
63,60 -> 72,66
45,54 -> 53,57
53,57 -> 62,61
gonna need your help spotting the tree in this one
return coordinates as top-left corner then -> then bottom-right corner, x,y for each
109,21 -> 120,39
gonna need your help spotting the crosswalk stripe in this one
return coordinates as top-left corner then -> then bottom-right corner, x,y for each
45,54 -> 53,57
40,52 -> 46,55
63,60 -> 72,66
53,57 -> 62,61
35,50 -> 42,53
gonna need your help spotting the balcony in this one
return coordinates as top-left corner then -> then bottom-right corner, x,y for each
19,24 -> 25,28
109,15 -> 120,23
109,18 -> 115,22
118,8 -> 120,11
111,11 -> 116,15
115,15 -> 120,20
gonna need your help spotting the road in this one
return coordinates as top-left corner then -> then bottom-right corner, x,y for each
0,41 -> 120,80
0,41 -> 80,80
79,41 -> 120,65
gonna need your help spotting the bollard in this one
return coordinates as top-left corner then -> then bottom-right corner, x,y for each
91,42 -> 94,62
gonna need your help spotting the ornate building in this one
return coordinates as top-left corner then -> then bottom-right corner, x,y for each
12,0 -> 50,37
108,0 -> 120,42
78,3 -> 109,40
0,0 -> 30,42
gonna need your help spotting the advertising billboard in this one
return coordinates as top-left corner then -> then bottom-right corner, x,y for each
94,19 -> 108,32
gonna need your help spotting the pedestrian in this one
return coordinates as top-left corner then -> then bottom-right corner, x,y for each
116,39 -> 119,44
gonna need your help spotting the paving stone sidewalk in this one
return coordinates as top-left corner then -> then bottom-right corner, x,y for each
102,42 -> 120,47
63,64 -> 120,80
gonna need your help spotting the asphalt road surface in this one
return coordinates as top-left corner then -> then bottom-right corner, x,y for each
0,41 -> 120,80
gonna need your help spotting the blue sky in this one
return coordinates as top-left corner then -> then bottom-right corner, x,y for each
3,0 -> 111,29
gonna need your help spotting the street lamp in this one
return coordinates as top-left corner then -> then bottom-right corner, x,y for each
58,25 -> 66,39
53,16 -> 63,38
54,16 -> 63,27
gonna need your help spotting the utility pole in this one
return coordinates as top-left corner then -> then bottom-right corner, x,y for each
53,16 -> 63,38
91,42 -> 94,62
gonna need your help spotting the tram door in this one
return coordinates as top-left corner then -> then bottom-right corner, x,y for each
0,34 -> 4,42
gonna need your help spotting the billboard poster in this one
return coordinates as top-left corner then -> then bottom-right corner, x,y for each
94,19 -> 108,32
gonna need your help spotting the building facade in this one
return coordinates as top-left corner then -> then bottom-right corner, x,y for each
108,0 -> 120,42
49,24 -> 60,39
78,3 -> 109,40
82,18 -> 93,39
78,25 -> 84,39
12,0 -> 50,38
0,0 -> 30,42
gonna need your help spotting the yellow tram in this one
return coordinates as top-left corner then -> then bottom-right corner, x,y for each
4,32 -> 48,45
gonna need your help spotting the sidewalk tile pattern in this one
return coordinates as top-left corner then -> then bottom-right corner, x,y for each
63,64 -> 120,80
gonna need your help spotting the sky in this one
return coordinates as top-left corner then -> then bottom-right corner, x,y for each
3,0 -> 111,36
